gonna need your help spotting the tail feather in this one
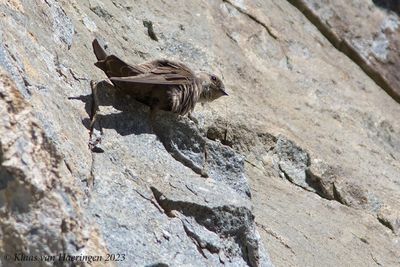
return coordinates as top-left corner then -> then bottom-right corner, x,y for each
92,38 -> 143,78
92,38 -> 107,61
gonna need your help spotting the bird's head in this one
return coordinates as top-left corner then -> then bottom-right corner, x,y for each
198,72 -> 228,102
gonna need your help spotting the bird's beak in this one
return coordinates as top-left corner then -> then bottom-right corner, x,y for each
222,89 -> 229,96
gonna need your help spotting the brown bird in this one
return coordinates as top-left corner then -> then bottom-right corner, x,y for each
92,38 -> 228,117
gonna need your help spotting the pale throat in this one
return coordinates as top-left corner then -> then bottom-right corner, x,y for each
199,84 -> 213,102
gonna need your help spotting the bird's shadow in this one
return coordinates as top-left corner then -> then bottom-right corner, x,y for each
70,80 -> 159,135
68,81 -> 252,197
68,80 -> 208,176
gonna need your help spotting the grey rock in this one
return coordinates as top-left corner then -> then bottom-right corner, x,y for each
205,141 -> 251,198
273,136 -> 311,191
44,0 -> 75,47
0,40 -> 29,97
2,0 -> 400,266
86,80 -> 267,265
288,0 -> 400,103
0,70 -> 108,267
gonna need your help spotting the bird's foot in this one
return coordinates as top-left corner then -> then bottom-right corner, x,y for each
188,112 -> 199,125
88,80 -> 104,152
89,127 -> 104,153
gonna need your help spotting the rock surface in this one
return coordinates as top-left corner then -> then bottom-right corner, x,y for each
0,71 -> 108,266
87,81 -> 268,266
288,0 -> 400,103
1,0 -> 400,267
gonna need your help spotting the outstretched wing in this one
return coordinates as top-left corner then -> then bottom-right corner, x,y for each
110,59 -> 195,86
95,55 -> 146,78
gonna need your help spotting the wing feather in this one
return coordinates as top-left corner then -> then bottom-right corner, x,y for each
110,74 -> 190,85
95,55 -> 144,77
109,60 -> 195,86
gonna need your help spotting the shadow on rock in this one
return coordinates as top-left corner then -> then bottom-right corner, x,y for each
373,0 -> 400,15
69,80 -> 152,133
67,94 -> 93,129
70,80 -> 251,198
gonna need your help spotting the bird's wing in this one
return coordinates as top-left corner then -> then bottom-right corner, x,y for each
110,60 -> 195,85
95,55 -> 146,77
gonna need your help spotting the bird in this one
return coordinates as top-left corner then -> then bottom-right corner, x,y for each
91,38 -> 228,118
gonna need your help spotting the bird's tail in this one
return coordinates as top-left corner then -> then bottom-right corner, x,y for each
92,38 -> 108,71
92,38 -> 107,61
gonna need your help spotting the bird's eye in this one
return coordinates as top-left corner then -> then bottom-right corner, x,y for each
211,75 -> 217,81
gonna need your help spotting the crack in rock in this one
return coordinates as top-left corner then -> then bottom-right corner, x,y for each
151,186 -> 262,267
273,136 -> 312,191
287,0 -> 400,104
223,0 -> 279,40
0,71 -> 104,262
273,136 -> 396,233
207,118 -> 399,234
180,216 -> 221,260
89,80 -> 252,198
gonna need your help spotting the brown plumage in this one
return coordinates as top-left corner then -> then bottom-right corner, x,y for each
92,38 -> 228,116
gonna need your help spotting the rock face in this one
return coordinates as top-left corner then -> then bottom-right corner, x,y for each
87,81 -> 268,266
288,0 -> 400,103
0,71 -> 108,266
1,0 -> 400,267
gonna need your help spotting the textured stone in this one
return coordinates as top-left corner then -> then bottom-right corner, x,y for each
288,0 -> 400,103
0,71 -> 108,266
1,0 -> 400,266
87,80 -> 266,266
273,136 -> 311,191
